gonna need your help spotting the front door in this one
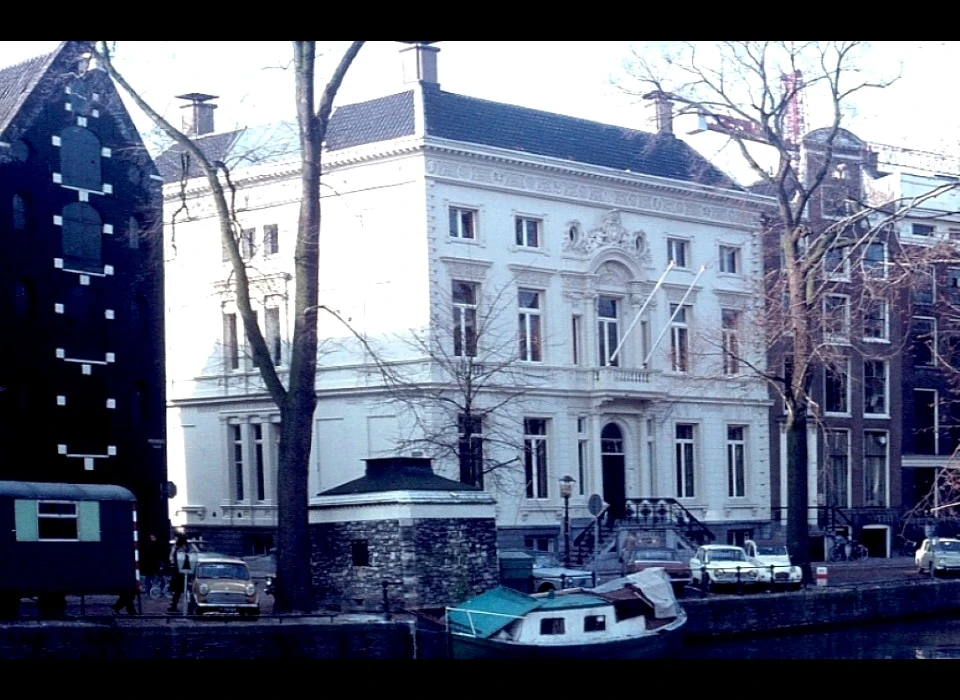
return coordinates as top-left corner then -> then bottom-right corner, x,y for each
602,423 -> 626,521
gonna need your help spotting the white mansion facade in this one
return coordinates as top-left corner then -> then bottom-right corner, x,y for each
160,45 -> 775,554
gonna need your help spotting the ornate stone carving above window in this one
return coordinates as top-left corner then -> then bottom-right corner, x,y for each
439,256 -> 492,283
507,264 -> 553,288
562,210 -> 651,266
596,260 -> 633,289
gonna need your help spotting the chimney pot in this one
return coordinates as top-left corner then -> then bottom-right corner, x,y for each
176,92 -> 218,137
399,42 -> 439,87
643,91 -> 674,135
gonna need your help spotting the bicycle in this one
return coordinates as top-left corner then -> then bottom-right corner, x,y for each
830,539 -> 869,562
896,535 -> 917,558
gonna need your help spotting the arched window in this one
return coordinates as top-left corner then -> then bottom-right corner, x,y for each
62,202 -> 102,272
12,194 -> 27,230
601,423 -> 623,454
128,215 -> 141,249
60,126 -> 101,191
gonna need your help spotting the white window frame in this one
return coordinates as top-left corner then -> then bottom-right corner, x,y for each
252,423 -> 266,502
824,244 -> 851,281
452,280 -> 479,357
823,294 -> 850,344
518,289 -> 542,362
524,418 -> 549,500
862,299 -> 889,343
675,423 -> 696,499
913,265 -> 936,306
577,417 -> 588,496
726,426 -> 746,498
597,296 -> 619,367
824,429 -> 851,509
721,308 -> 740,376
670,304 -> 690,373
824,358 -> 850,417
912,316 -> 937,368
911,222 -> 936,238
37,500 -> 79,541
231,423 -> 245,502
863,359 -> 889,418
515,216 -> 542,249
667,238 -> 689,268
863,430 -> 889,508
861,241 -> 888,279
449,206 -> 478,240
571,315 -> 582,365
719,245 -> 741,275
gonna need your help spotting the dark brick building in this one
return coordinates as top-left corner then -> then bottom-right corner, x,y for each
0,42 -> 168,538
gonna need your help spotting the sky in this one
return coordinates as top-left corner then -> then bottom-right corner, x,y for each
1,41 -> 958,184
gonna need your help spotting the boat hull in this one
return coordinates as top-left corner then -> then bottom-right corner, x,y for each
450,613 -> 686,659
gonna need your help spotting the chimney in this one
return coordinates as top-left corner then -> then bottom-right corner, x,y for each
399,42 -> 439,87
643,91 -> 674,135
176,93 -> 218,137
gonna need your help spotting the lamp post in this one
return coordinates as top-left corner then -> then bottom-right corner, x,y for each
560,475 -> 576,567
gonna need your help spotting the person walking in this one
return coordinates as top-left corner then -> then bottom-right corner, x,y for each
168,533 -> 190,613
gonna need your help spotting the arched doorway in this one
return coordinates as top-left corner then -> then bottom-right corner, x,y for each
602,423 -> 626,521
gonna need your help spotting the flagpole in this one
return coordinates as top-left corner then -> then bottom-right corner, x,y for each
643,264 -> 706,368
609,261 -> 675,364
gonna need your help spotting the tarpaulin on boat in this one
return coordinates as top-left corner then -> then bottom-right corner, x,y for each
447,587 -> 542,639
591,568 -> 679,619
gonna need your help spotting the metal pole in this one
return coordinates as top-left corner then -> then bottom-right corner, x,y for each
564,493 -> 571,568
609,261 -> 674,363
642,265 -> 706,367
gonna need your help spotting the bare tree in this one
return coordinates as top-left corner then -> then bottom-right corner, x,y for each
95,41 -> 365,613
623,41 -> 960,579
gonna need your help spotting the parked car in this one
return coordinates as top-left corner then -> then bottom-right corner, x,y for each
690,545 -> 766,592
915,538 -> 960,578
189,553 -> 260,616
626,547 -> 693,593
744,540 -> 802,591
531,554 -> 595,592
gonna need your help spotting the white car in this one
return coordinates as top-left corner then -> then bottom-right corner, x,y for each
744,540 -> 803,591
915,537 -> 960,578
690,545 -> 766,592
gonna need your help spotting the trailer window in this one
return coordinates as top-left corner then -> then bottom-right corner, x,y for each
37,501 -> 79,541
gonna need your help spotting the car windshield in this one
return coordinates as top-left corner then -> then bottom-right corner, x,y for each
634,548 -> 677,561
196,563 -> 250,580
707,549 -> 747,563
533,554 -> 561,568
935,541 -> 960,553
757,546 -> 788,556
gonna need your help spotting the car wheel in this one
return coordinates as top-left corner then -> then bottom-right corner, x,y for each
537,583 -> 555,593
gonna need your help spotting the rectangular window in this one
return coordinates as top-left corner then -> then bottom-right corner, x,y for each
584,615 -> 606,633
719,245 -> 740,274
727,426 -> 746,498
948,268 -> 960,295
515,217 -> 541,248
223,312 -> 239,371
912,222 -> 935,237
263,224 -> 279,256
518,289 -> 542,362
862,241 -> 887,279
452,281 -> 478,357
863,360 -> 888,417
825,430 -> 850,508
524,418 -> 549,500
37,501 -> 78,541
253,423 -> 265,501
240,228 -> 255,259
825,244 -> 850,280
232,424 -> 244,502
912,316 -> 937,367
577,418 -> 587,496
597,297 -> 619,367
458,413 -> 483,488
675,424 -> 695,499
524,536 -> 553,552
540,618 -> 566,635
824,360 -> 850,415
913,266 -> 935,306
265,306 -> 282,366
670,304 -> 689,373
351,540 -> 370,567
667,238 -> 688,268
572,316 -> 582,365
914,389 -> 938,455
721,309 -> 739,376
823,294 -> 850,343
863,299 -> 889,342
449,207 -> 476,240
864,431 -> 888,507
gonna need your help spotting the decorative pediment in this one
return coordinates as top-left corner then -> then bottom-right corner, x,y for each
563,210 -> 651,266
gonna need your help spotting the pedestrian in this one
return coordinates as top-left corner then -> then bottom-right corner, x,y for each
168,533 -> 190,613
112,589 -> 137,615
141,534 -> 164,595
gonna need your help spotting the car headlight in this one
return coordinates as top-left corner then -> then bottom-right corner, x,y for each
199,583 -> 210,596
245,583 -> 257,597
746,569 -> 758,579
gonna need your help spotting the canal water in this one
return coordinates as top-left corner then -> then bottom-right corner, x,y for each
676,615 -> 960,659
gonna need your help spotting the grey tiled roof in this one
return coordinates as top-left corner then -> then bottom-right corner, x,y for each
158,84 -> 739,190
318,457 -> 480,496
0,45 -> 61,136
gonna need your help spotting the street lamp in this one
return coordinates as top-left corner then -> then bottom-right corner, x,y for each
559,475 -> 576,567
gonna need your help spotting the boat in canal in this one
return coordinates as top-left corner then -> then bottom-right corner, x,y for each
445,567 -> 686,659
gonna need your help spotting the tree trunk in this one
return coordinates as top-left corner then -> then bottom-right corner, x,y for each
786,410 -> 812,582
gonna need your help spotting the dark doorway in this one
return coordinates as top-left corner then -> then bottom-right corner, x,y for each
602,423 -> 626,521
